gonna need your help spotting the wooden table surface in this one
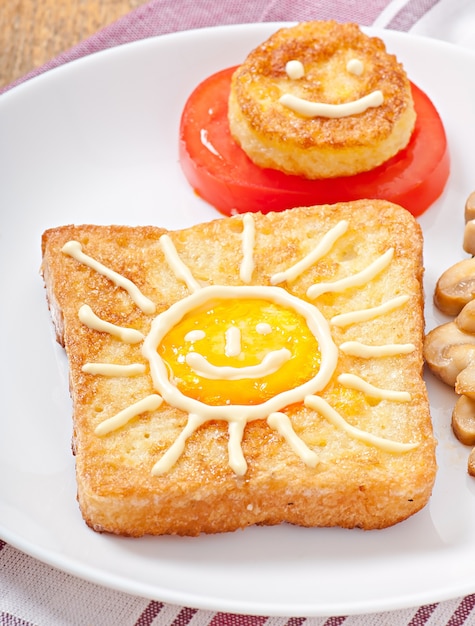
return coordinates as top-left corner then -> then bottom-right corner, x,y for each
0,0 -> 148,90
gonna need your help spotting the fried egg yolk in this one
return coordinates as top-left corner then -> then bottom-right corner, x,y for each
158,298 -> 321,405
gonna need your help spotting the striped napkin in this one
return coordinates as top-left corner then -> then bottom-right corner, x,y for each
2,1 -> 475,625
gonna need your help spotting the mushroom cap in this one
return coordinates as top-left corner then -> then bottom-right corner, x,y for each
455,362 -> 475,398
434,257 -> 475,317
463,221 -> 475,257
468,446 -> 475,477
423,321 -> 475,386
452,394 -> 475,445
456,299 -> 475,334
465,191 -> 475,224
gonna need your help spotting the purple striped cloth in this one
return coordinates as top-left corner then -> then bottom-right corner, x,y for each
2,1 -> 475,625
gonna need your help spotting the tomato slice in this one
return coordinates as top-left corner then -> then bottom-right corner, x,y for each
179,66 -> 450,218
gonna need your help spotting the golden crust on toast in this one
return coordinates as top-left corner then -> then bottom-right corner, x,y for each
228,21 -> 416,178
41,200 -> 436,536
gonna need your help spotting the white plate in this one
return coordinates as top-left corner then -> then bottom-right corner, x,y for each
1,22 -> 475,618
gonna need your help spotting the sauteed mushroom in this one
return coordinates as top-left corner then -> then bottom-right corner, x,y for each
455,359 -> 475,398
468,447 -> 475,477
455,299 -> 475,333
424,300 -> 475,454
434,257 -> 475,316
464,191 -> 475,223
463,221 -> 475,256
452,395 -> 475,445
463,192 -> 475,258
428,189 -> 475,476
424,318 -> 475,386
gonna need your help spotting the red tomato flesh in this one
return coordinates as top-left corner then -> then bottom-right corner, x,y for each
179,66 -> 450,218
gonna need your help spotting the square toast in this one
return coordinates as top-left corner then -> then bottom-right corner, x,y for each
41,200 -> 437,536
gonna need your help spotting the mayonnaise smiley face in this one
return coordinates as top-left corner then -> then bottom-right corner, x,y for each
280,57 -> 384,119
228,20 -> 417,179
143,285 -> 337,412
140,285 -> 339,476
